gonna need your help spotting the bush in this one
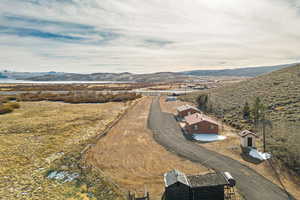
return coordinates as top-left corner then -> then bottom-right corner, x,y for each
6,102 -> 20,109
6,96 -> 17,101
0,97 -> 8,104
196,94 -> 209,112
0,105 -> 14,114
16,92 -> 142,104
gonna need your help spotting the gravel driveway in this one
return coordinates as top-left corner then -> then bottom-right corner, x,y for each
148,97 -> 294,200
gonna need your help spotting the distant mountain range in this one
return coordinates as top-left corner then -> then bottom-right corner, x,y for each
1,63 -> 296,82
0,72 -> 8,79
12,72 -> 197,82
182,64 -> 294,77
1,71 -> 63,80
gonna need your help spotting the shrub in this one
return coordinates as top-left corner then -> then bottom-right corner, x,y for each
6,96 -> 17,101
0,105 -> 14,114
15,91 -> 142,104
0,97 -> 8,104
6,102 -> 20,109
196,94 -> 209,112
243,101 -> 251,120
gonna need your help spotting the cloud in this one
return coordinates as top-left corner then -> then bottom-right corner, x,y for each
0,25 -> 85,41
0,0 -> 300,73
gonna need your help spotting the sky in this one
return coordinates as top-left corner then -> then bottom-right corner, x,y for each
0,0 -> 300,73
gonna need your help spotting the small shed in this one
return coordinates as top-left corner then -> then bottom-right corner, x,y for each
184,113 -> 219,135
239,130 -> 259,148
164,170 -> 234,200
177,105 -> 201,119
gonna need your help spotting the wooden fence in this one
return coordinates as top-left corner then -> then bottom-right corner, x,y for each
128,191 -> 150,200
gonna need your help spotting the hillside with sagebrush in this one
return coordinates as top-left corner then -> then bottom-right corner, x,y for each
182,64 -> 300,174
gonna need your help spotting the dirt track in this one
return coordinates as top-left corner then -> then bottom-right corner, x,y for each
148,97 -> 295,200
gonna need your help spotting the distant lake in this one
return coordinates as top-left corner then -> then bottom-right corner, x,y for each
0,79 -> 131,84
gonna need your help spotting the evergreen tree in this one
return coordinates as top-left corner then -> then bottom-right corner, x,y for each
243,101 -> 251,120
196,94 -> 209,112
252,97 -> 267,129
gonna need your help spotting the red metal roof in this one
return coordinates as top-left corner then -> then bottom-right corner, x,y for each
184,113 -> 218,126
177,104 -> 200,112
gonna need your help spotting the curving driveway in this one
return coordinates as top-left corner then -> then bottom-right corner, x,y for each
148,97 -> 294,200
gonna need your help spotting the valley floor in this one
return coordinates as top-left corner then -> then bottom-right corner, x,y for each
1,95 -> 298,199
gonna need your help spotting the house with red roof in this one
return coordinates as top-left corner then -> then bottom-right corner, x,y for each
184,113 -> 219,135
177,105 -> 201,119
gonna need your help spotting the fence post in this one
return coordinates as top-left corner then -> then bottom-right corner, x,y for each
128,191 -> 133,200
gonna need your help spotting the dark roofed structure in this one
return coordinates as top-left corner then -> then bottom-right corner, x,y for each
164,169 -> 190,187
187,173 -> 228,188
164,170 -> 234,200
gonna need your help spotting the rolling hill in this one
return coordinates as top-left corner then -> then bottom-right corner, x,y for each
5,63 -> 295,82
182,63 -> 293,77
182,64 -> 300,174
20,72 -> 197,82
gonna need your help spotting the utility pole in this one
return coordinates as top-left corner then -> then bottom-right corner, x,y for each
262,115 -> 266,153
261,114 -> 272,153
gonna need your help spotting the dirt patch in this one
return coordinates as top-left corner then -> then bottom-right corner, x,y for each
86,97 -> 209,200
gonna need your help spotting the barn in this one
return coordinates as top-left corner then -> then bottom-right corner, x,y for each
164,170 -> 235,200
184,113 -> 219,134
177,105 -> 201,119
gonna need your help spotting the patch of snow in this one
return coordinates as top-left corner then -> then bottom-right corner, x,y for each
47,171 -> 79,182
179,122 -> 186,128
47,171 -> 58,179
193,134 -> 226,142
63,173 -> 79,183
249,149 -> 271,161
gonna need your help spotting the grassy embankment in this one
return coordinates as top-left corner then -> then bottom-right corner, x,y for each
180,64 -> 300,175
0,99 -> 135,200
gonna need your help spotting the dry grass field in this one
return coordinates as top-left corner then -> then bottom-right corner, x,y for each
86,97 -> 210,200
0,101 -> 129,200
0,82 -> 177,92
160,97 -> 300,199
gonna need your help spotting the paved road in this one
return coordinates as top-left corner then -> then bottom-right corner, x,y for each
148,97 -> 294,200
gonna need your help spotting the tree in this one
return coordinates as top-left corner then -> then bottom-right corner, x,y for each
252,97 -> 263,128
196,94 -> 209,112
260,118 -> 272,152
243,101 -> 251,120
252,97 -> 272,152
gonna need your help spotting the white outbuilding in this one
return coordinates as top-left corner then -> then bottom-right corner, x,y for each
238,130 -> 259,148
166,96 -> 177,102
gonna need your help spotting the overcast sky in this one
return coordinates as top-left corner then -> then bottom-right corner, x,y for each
0,0 -> 300,73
